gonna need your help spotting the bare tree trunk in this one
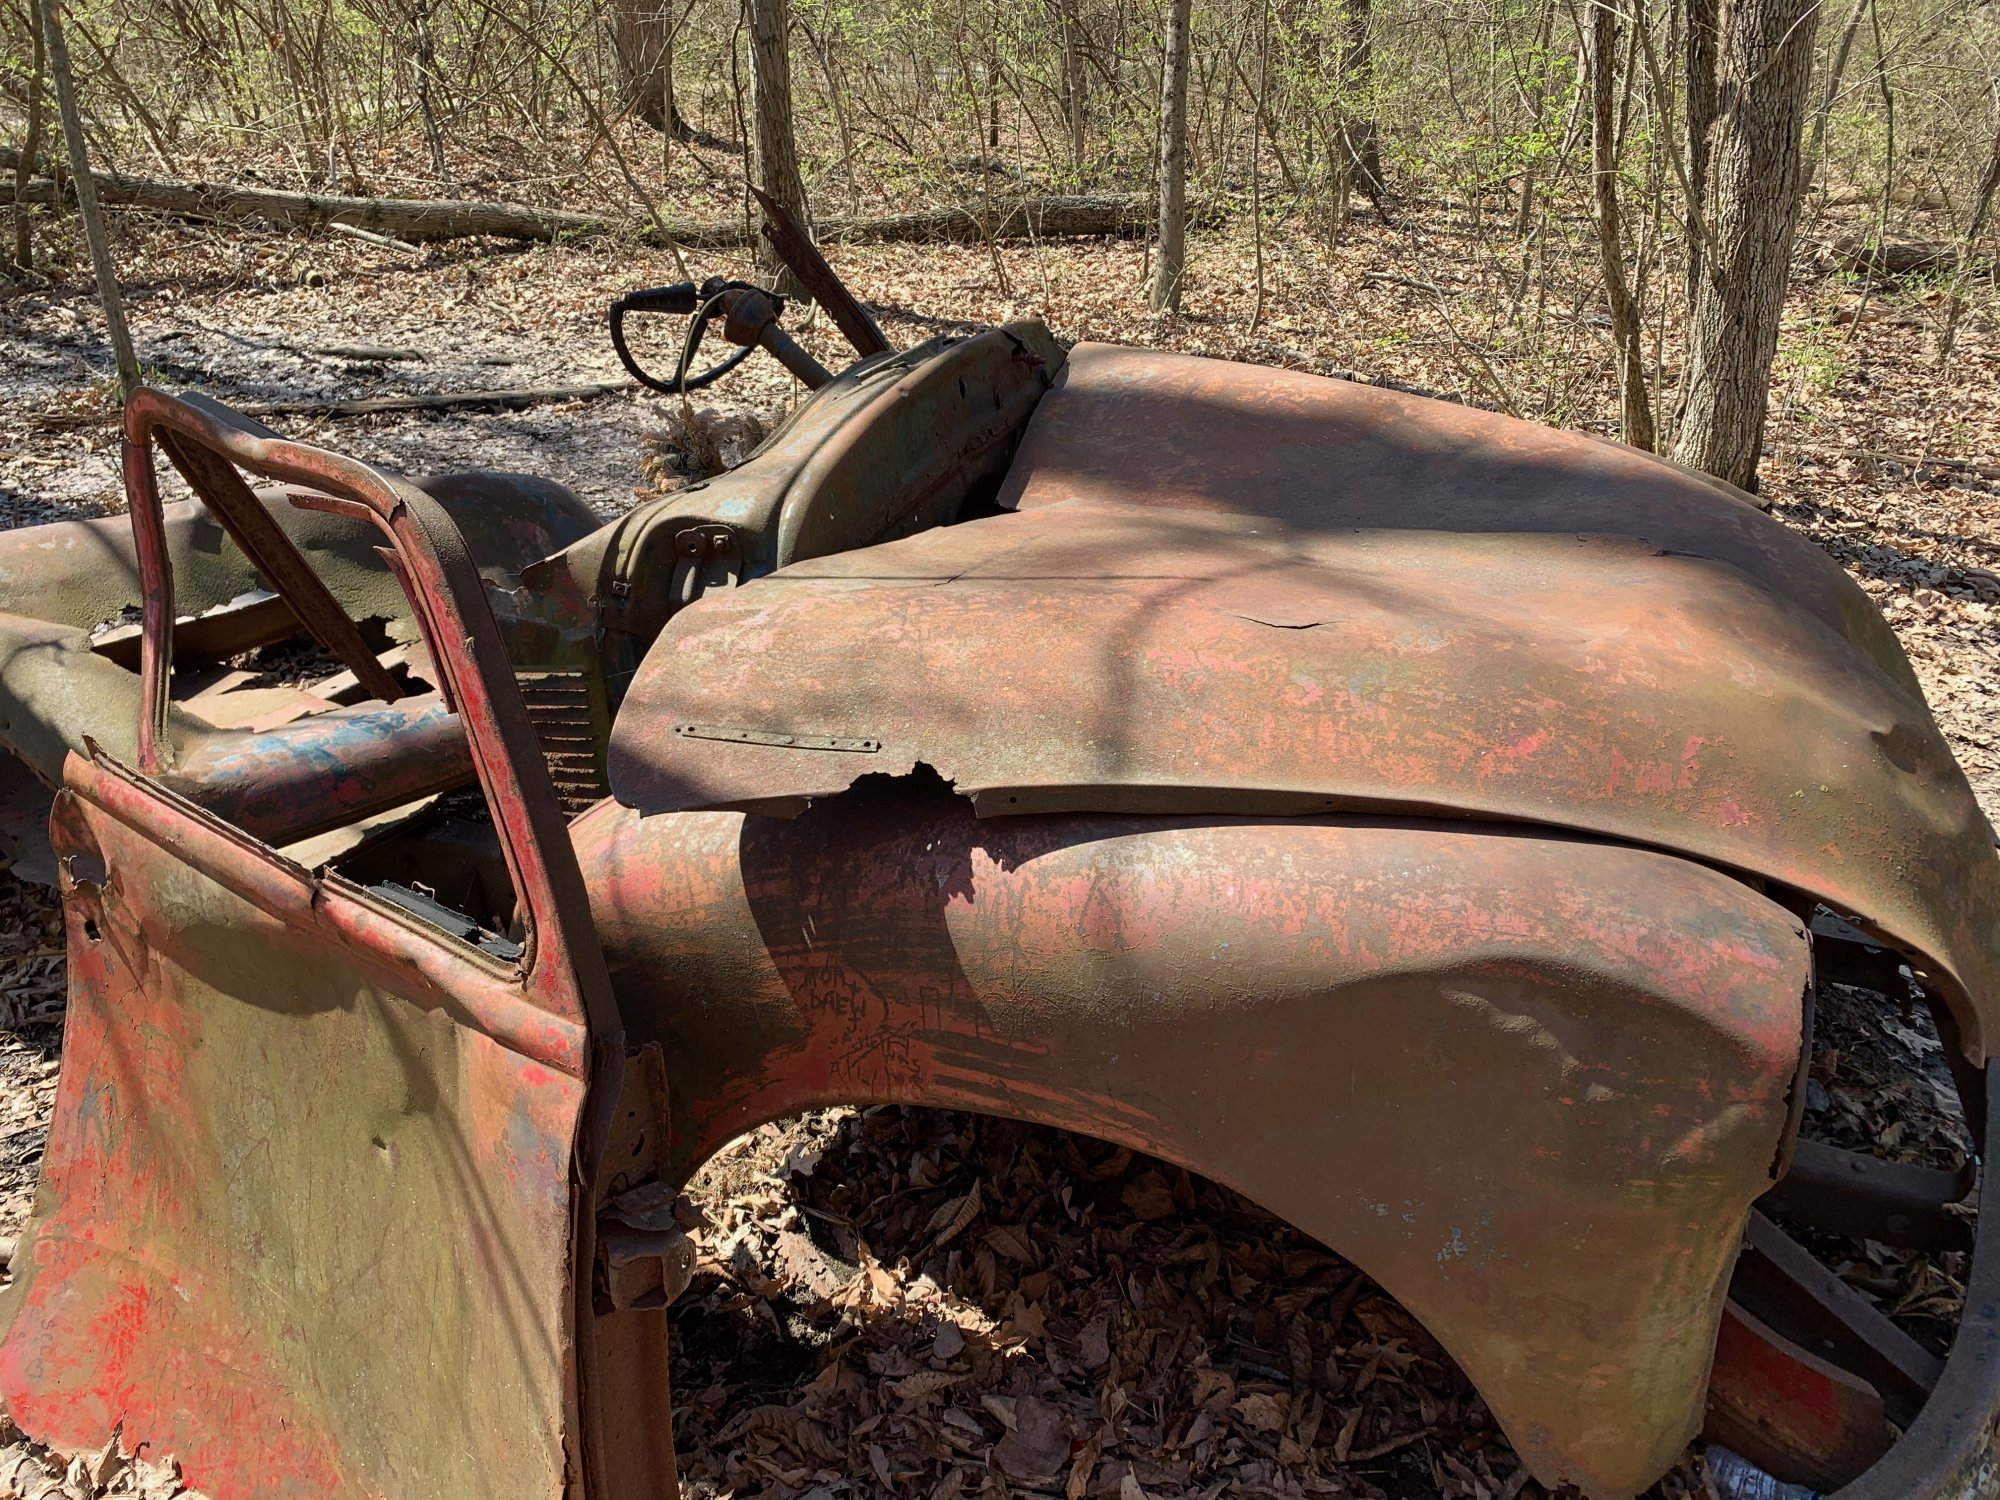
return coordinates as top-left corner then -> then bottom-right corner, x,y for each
1805,0 -> 1869,196
746,0 -> 808,280
1671,0 -> 1819,491
11,0 -> 46,273
1149,0 -> 1192,312
39,0 -> 138,394
1058,0 -> 1088,172
1340,0 -> 1383,197
611,0 -> 686,136
403,0 -> 448,180
1937,115 -> 2000,368
1249,0 -> 1270,331
1683,0 -> 1717,298
1590,0 -> 1655,449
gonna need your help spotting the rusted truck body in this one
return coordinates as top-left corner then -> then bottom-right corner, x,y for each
0,247 -> 1996,1500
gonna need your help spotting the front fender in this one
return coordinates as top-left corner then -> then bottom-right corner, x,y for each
576,782 -> 1811,1497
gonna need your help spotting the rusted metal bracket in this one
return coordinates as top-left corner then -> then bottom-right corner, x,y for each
669,524 -> 740,613
749,184 -> 892,360
1762,1139 -> 1976,1254
1707,1300 -> 1890,1491
1813,908 -> 1920,997
673,723 -> 880,753
597,1191 -> 696,1314
1733,1208 -> 1945,1428
592,1042 -> 695,1315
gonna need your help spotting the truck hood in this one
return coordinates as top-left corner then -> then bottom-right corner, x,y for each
609,344 -> 2000,1061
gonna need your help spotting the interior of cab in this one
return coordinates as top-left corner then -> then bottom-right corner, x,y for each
0,320 -> 1074,963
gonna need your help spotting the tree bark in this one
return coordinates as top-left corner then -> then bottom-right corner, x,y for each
746,0 -> 808,280
405,0 -> 448,181
611,0 -> 694,137
1682,0 -> 1717,298
1340,0 -> 1383,197
39,0 -> 138,394
0,155 -> 1163,247
11,0 -> 45,273
1671,0 -> 1819,491
1590,0 -> 1655,449
1149,0 -> 1193,312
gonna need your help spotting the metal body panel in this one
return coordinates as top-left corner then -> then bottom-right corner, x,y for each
0,764 -> 585,1498
0,394 -> 667,1500
996,345 -> 1918,695
609,357 -> 1999,1063
573,786 -> 1812,1498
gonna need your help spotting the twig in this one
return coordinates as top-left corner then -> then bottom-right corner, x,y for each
326,220 -> 421,255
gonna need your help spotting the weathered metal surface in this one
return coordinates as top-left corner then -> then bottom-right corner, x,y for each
151,428 -> 406,703
0,764 -> 588,1496
1761,1138 -> 1975,1253
162,692 -> 475,844
1706,1302 -> 1890,1489
0,606 -> 467,848
572,783 -> 1812,1498
1735,1209 -> 1945,1427
996,345 -> 1920,696
0,392 -> 667,1500
608,354 -> 2000,1067
749,184 -> 893,358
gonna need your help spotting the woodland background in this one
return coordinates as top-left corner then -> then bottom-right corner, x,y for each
1,0 -> 1999,1493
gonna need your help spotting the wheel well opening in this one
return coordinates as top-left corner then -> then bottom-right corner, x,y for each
669,1105 -> 1552,1500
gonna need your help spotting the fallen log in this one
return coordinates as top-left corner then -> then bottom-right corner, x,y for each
30,378 -> 642,431
1825,234 -> 1965,281
0,150 -> 1156,247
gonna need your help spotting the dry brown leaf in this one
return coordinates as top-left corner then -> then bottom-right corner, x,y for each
1348,1425 -> 1436,1461
771,1229 -> 850,1302
1120,1170 -> 1177,1222
983,1225 -> 1036,1265
997,1291 -> 1047,1346
1332,1404 -> 1364,1462
716,1403 -> 843,1463
1295,1389 -> 1326,1450
932,1319 -> 967,1359
1076,1313 -> 1111,1370
1232,1390 -> 1290,1433
1191,1368 -> 1235,1409
926,1181 -> 983,1247
992,1393 -> 1070,1480
894,1370 -> 965,1405
1066,1433 -> 1103,1499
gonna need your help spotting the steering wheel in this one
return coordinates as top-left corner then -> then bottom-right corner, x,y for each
608,277 -> 778,394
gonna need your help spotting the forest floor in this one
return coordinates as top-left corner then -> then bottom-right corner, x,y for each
0,178 -> 1996,1500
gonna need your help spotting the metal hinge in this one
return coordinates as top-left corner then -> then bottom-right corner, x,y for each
597,1182 -> 697,1312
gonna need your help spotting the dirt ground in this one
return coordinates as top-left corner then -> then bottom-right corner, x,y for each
0,198 -> 1995,1499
